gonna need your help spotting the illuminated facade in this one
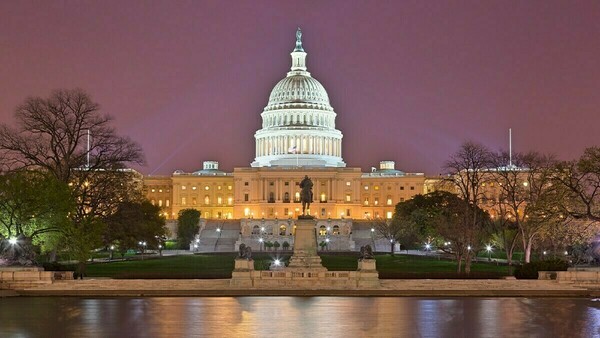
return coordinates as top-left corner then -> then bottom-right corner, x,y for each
142,30 -> 440,250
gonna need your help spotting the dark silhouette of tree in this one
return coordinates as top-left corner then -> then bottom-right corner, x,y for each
177,209 -> 201,250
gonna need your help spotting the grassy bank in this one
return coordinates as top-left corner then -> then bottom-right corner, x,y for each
74,253 -> 510,279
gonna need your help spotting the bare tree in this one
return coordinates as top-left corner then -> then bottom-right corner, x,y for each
0,89 -> 144,181
444,141 -> 493,273
489,151 -> 558,263
554,147 -> 600,222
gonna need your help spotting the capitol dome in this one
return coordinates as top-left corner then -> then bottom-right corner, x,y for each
251,28 -> 345,168
265,75 -> 332,111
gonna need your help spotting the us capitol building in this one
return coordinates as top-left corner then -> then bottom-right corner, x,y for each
143,29 -> 439,251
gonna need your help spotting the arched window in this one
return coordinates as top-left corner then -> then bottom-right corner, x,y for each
319,225 -> 327,236
294,192 -> 300,202
279,225 -> 287,236
252,225 -> 260,235
333,225 -> 340,235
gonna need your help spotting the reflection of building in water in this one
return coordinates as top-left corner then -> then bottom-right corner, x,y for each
143,30 -> 442,251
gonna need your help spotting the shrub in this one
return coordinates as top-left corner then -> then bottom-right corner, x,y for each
273,241 -> 281,250
514,259 -> 569,279
282,241 -> 290,250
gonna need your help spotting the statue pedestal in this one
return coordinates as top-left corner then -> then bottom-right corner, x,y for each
356,259 -> 379,288
287,218 -> 326,271
357,259 -> 377,271
230,259 -> 254,287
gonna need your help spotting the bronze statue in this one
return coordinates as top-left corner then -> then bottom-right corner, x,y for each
359,245 -> 374,260
299,175 -> 313,216
238,243 -> 252,260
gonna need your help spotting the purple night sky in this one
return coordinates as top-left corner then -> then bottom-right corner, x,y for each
1,1 -> 599,176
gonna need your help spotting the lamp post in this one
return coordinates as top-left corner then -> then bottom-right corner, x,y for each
486,244 -> 493,262
138,241 -> 147,260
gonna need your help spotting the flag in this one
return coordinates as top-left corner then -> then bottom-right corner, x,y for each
288,146 -> 297,154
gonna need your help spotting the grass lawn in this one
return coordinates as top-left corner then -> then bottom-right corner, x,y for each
78,253 -> 510,279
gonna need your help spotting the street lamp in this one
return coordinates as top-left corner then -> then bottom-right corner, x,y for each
8,237 -> 17,245
259,237 -> 264,251
486,244 -> 493,262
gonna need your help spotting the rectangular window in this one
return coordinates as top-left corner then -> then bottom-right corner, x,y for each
387,198 -> 392,205
346,209 -> 351,217
346,181 -> 351,186
345,194 -> 351,202
244,193 -> 249,202
181,197 -> 186,205
386,211 -> 393,219
285,182 -> 289,186
284,208 -> 289,216
270,182 -> 274,186
400,198 -> 405,202
410,186 -> 415,191
182,186 -> 186,190
166,200 -> 170,207
321,208 -> 326,216
400,186 -> 404,190
244,182 -> 249,186
374,198 -> 379,206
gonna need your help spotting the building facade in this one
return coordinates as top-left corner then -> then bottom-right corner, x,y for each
142,29 -> 441,249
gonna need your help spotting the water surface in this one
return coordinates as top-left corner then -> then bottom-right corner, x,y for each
1,297 -> 599,337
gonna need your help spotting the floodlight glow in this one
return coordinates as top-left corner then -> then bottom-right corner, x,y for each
274,259 -> 281,266
8,237 -> 17,245
325,238 -> 330,243
259,238 -> 263,242
467,246 -> 472,251
216,228 -> 221,232
486,245 -> 492,252
371,228 -> 375,232
110,245 -> 115,250
425,244 -> 431,250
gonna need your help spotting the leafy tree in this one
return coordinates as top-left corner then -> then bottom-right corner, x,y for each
371,215 -> 420,255
105,201 -> 166,255
282,241 -> 290,250
177,209 -> 200,250
0,170 -> 72,264
273,241 -> 281,250
399,191 -> 490,273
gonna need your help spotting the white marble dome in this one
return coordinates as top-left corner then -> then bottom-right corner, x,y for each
251,29 -> 345,168
266,75 -> 331,110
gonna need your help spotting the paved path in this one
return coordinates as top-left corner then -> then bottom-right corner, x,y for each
12,278 -> 598,297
